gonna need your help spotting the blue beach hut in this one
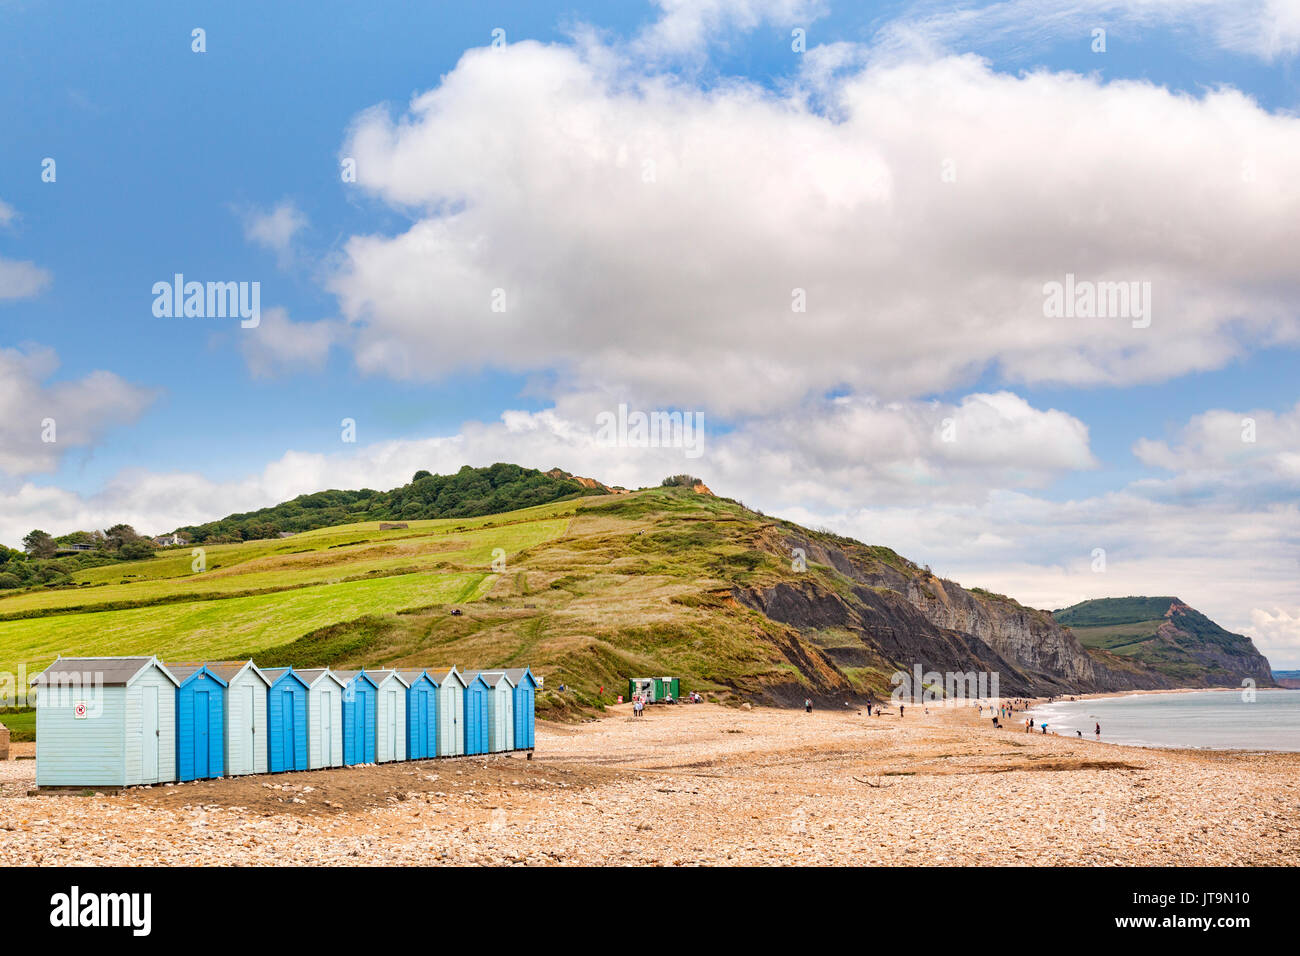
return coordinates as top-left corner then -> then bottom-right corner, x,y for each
336,670 -> 378,765
462,672 -> 491,756
398,669 -> 439,761
166,663 -> 227,781
263,668 -> 310,773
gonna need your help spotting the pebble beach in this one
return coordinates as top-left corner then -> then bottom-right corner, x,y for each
1,701 -> 1296,866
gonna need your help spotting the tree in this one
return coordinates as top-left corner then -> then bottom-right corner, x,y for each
412,470 -> 432,482
0,572 -> 21,590
103,524 -> 142,551
22,529 -> 56,559
118,540 -> 156,561
661,474 -> 702,488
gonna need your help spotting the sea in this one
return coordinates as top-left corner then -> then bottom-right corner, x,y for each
1023,688 -> 1300,752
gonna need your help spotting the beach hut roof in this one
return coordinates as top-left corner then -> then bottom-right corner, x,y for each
397,668 -> 434,685
162,663 -> 229,687
261,667 -> 311,689
31,656 -> 178,687
476,671 -> 516,689
427,667 -> 465,688
501,667 -> 536,687
366,668 -> 409,687
202,660 -> 271,686
332,669 -> 379,688
294,668 -> 346,688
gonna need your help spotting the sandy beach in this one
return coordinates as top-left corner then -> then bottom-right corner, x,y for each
1,700 -> 1297,866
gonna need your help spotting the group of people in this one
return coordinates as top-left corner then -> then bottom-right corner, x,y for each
631,690 -> 703,716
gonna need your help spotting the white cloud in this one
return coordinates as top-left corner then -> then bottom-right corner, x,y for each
1133,401 -> 1300,478
634,0 -> 826,57
239,306 -> 346,378
0,346 -> 157,477
240,200 -> 308,268
876,0 -> 1300,62
1247,607 -> 1300,666
0,198 -> 52,301
331,42 -> 1300,415
0,258 -> 51,301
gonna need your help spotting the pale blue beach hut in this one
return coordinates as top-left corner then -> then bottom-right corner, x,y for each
205,660 -> 270,777
503,668 -> 538,750
297,668 -> 346,769
370,669 -> 409,763
31,657 -> 179,788
429,668 -> 465,757
471,671 -> 516,753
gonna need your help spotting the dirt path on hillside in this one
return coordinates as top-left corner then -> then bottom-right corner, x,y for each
1,703 -> 1296,865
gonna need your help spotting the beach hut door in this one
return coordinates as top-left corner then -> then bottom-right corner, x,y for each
242,686 -> 255,773
321,690 -> 333,763
142,685 -> 159,783
194,689 -> 210,778
417,693 -> 428,757
387,690 -> 397,755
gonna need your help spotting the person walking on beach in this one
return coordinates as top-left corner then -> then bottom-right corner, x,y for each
899,704 -> 905,718
1095,722 -> 1101,739
804,697 -> 813,713
1041,723 -> 1048,734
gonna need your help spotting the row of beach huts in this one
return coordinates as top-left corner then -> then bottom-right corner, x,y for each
29,657 -> 538,788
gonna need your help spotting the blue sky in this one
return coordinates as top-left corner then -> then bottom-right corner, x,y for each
2,0 -> 1299,664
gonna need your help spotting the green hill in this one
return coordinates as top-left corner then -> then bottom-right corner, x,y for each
1054,597 -> 1275,687
174,462 -> 608,543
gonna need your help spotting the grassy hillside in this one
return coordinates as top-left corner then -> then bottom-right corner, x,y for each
1054,596 -> 1180,628
2,487 -> 905,713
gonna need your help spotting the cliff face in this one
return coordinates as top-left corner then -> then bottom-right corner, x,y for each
733,529 -> 1187,697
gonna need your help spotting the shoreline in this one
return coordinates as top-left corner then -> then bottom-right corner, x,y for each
1018,686 -> 1298,755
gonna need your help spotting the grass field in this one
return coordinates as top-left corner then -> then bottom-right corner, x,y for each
1,708 -> 34,742
0,510 -> 572,616
1068,620 -> 1166,654
0,503 -> 579,679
